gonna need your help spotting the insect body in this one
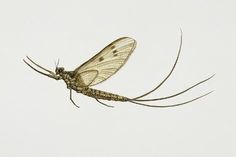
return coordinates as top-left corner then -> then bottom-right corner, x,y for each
23,32 -> 214,108
57,67 -> 128,101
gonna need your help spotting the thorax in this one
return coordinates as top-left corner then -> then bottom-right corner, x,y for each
60,71 -> 78,90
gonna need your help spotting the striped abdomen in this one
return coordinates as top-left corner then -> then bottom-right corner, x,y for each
80,88 -> 128,101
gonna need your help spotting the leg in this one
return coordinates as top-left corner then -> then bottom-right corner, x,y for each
23,56 -> 60,80
70,89 -> 80,108
95,98 -> 114,108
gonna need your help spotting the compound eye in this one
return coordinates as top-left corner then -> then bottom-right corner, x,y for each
59,67 -> 64,72
56,67 -> 64,74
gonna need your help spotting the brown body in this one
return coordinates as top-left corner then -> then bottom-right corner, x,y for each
60,71 -> 128,102
81,88 -> 128,101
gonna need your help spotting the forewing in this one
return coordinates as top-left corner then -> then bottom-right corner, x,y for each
75,37 -> 136,86
76,70 -> 98,87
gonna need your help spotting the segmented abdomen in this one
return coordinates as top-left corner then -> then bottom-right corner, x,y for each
80,88 -> 128,101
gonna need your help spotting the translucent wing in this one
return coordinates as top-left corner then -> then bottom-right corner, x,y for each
75,70 -> 98,87
75,37 -> 136,86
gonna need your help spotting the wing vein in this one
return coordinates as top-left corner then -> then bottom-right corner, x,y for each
74,37 -> 136,86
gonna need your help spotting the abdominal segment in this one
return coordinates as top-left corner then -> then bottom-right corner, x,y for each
80,88 -> 128,101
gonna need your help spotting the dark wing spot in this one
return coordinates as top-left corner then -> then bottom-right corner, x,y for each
99,57 -> 104,62
114,54 -> 118,57
112,50 -> 118,54
110,45 -> 116,49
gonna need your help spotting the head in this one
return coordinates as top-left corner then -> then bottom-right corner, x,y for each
54,58 -> 64,75
55,67 -> 64,75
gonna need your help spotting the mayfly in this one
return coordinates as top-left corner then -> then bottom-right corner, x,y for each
23,32 -> 214,108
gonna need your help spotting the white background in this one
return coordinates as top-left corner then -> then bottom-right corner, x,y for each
0,0 -> 235,157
